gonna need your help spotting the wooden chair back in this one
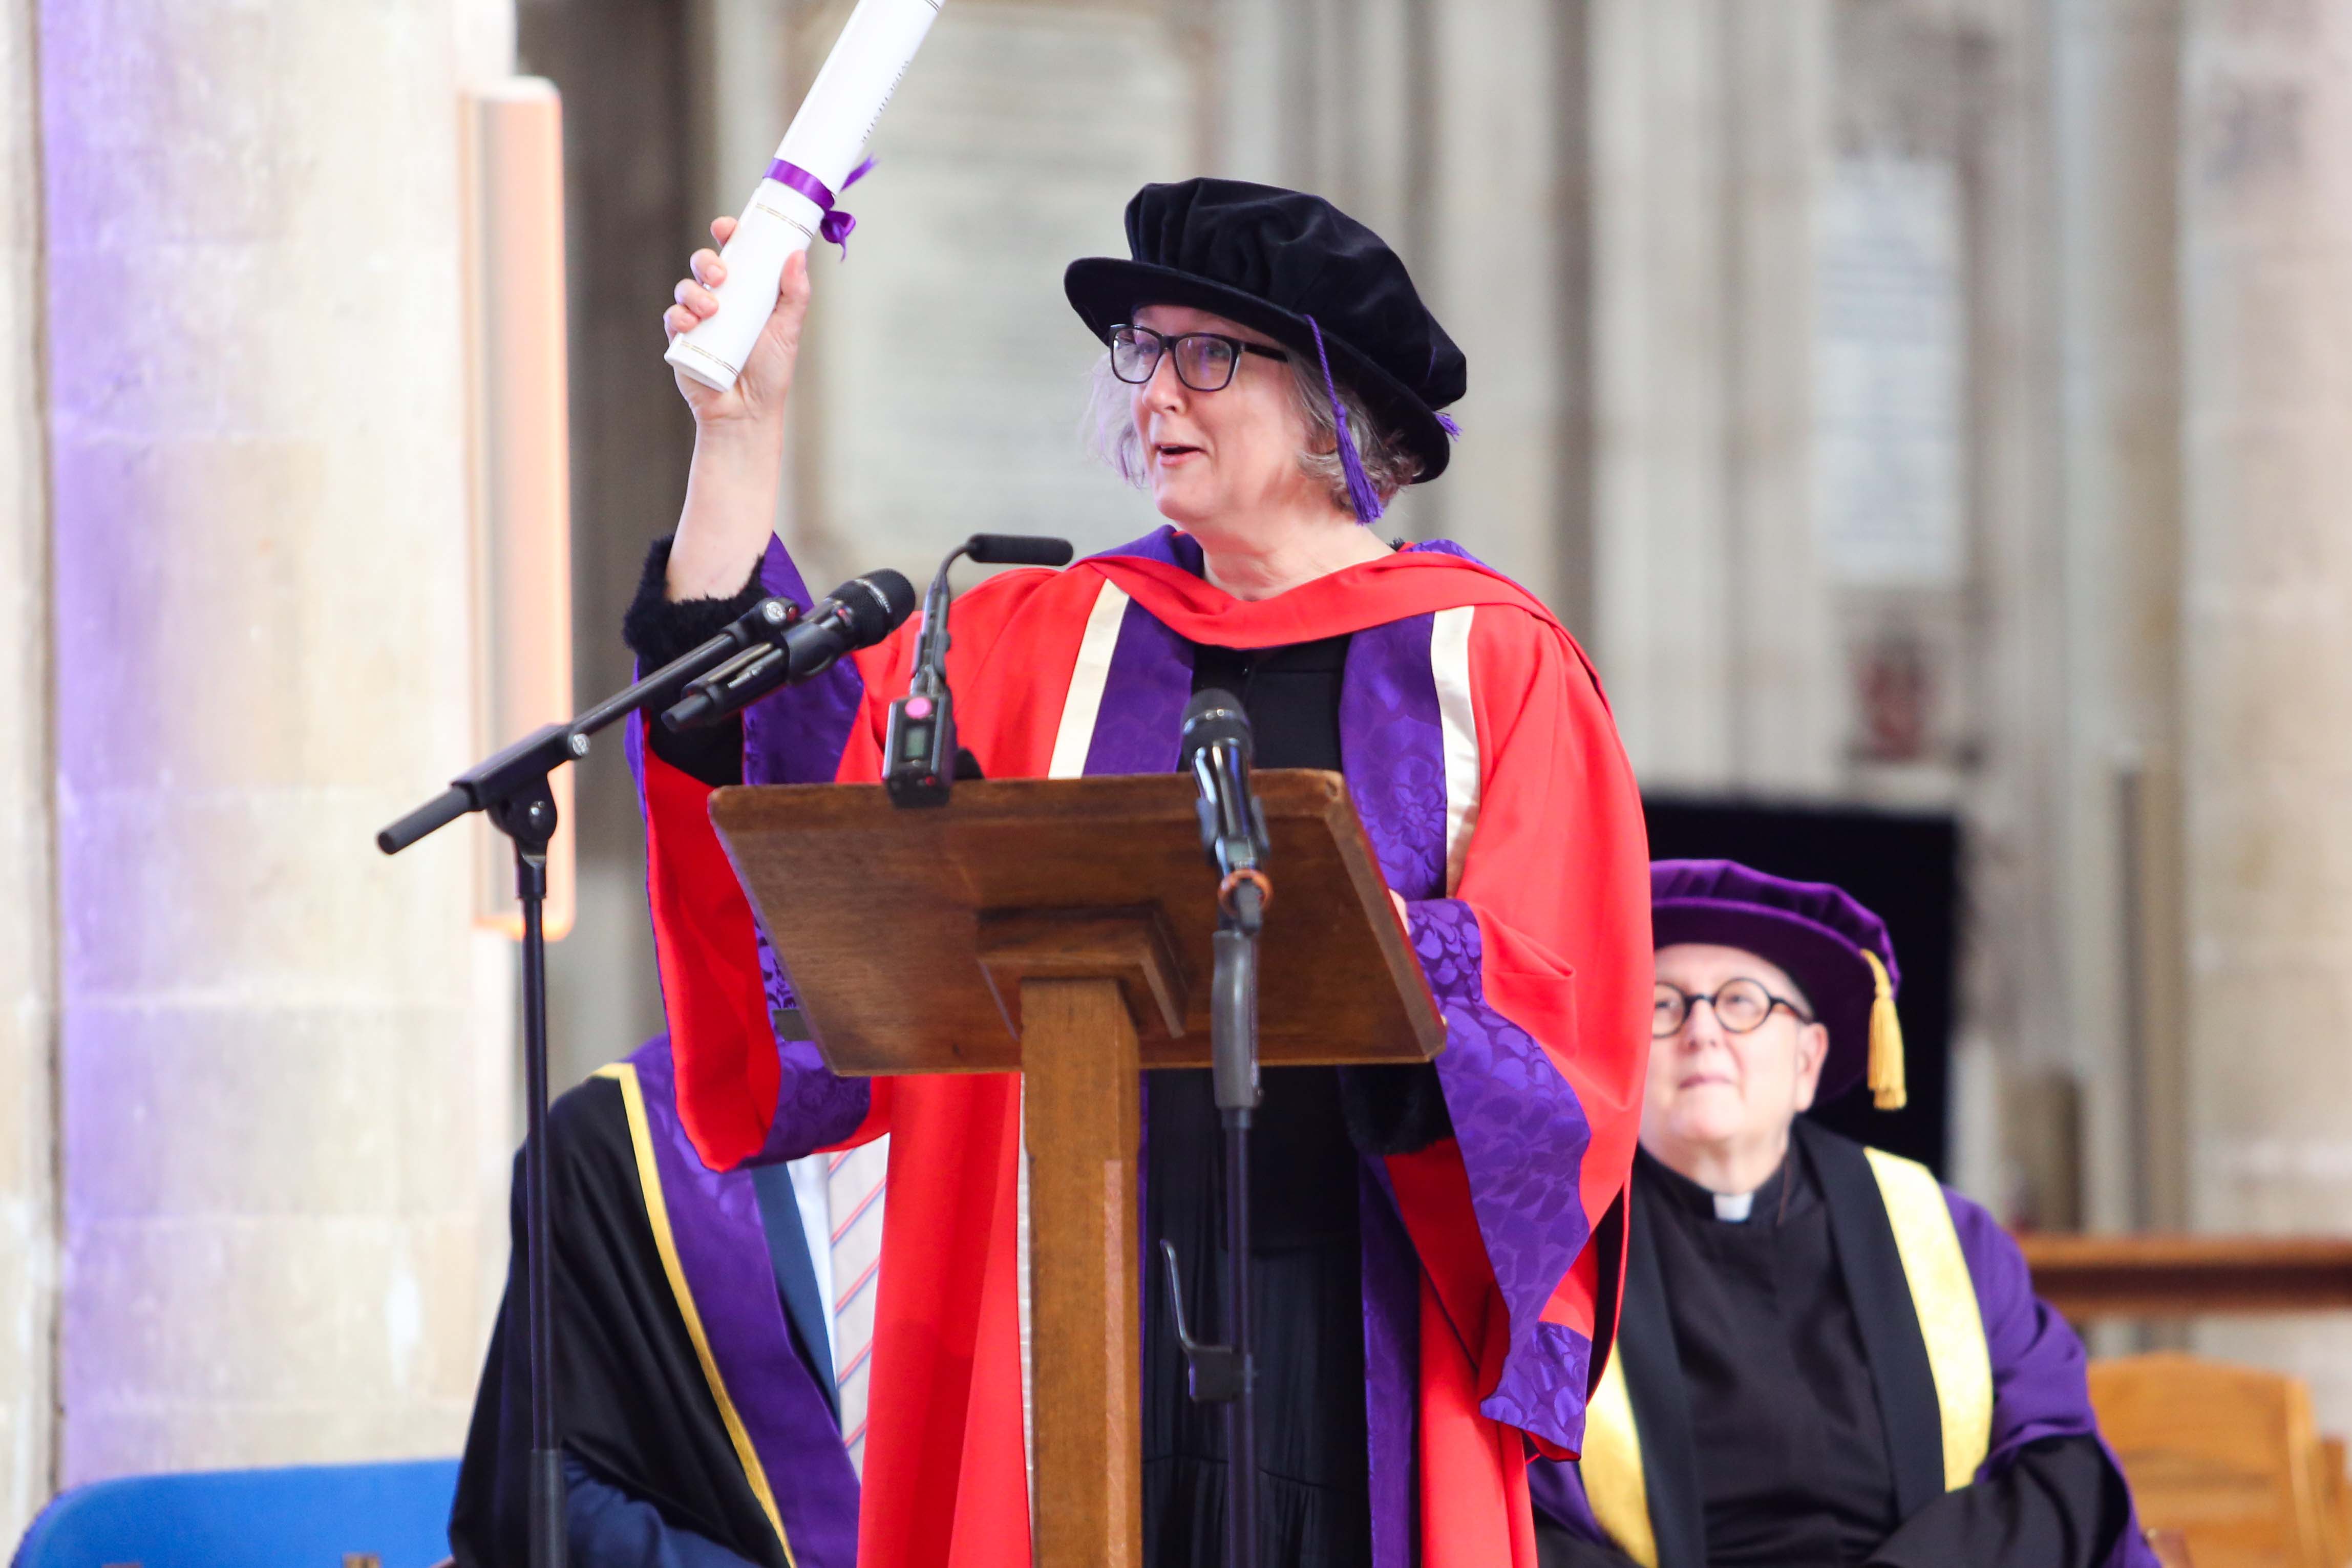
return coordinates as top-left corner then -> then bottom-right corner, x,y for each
2319,1437 -> 2351,1568
2089,1352 -> 2333,1568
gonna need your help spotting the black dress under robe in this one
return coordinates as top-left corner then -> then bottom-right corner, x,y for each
1141,634 -> 1451,1568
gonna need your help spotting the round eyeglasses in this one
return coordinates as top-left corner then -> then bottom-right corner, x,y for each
1652,979 -> 1813,1038
1109,324 -> 1291,392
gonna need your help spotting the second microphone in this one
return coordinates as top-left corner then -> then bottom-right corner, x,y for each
663,569 -> 916,731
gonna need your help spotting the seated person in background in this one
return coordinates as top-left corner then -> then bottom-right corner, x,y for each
450,1033 -> 866,1568
1531,860 -> 2158,1568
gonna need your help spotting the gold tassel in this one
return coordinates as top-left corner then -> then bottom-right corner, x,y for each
1863,949 -> 1906,1111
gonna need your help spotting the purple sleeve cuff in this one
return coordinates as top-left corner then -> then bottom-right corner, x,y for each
744,1032 -> 873,1167
1407,897 -> 1597,1453
1948,1189 -> 2163,1568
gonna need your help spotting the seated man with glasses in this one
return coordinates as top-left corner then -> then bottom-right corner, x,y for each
1530,859 -> 2159,1568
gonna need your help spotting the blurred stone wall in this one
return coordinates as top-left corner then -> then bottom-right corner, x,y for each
2175,0 -> 2352,1424
24,0 -> 520,1499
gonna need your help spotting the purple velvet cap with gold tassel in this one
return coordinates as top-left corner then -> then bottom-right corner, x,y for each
1650,859 -> 1908,1110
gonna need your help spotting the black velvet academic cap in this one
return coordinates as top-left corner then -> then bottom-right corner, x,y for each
1065,178 -> 1466,483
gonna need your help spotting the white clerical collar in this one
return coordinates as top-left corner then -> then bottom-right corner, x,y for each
1712,1189 -> 1756,1223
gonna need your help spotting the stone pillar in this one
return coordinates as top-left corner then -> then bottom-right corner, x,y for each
1591,0 -> 1732,784
0,0 -> 56,1538
1950,0 -> 2074,1220
41,0 -> 511,1475
1720,0 -> 1835,792
2178,0 -> 2352,1416
1423,0 -> 1569,607
2051,0 -> 2186,1236
1590,0 -> 1833,789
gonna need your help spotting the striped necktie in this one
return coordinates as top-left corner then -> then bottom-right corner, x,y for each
827,1137 -> 888,1471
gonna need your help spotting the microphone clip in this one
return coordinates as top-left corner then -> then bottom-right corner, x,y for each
887,533 -> 1073,808
661,597 -> 803,731
660,567 -> 918,733
885,580 -> 957,808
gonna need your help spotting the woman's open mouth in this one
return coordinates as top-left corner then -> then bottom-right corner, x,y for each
1153,442 -> 1202,464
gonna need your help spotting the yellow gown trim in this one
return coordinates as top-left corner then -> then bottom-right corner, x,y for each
1577,1148 -> 1994,1559
593,1063 -> 795,1562
1864,1146 -> 1993,1490
1579,1351 -> 1659,1567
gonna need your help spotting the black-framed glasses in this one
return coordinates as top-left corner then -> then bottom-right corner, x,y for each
1109,324 -> 1290,392
1652,980 -> 1813,1039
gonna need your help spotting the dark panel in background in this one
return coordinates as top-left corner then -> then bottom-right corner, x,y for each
1643,796 -> 1960,1178
520,0 -> 697,1082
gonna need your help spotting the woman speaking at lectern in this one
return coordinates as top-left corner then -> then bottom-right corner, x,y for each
630,179 -> 1651,1568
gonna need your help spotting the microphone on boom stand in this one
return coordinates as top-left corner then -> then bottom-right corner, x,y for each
664,569 -> 916,732
374,555 -> 914,1568
885,534 -> 1072,807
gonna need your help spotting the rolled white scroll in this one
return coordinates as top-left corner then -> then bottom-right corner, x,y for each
664,0 -> 945,392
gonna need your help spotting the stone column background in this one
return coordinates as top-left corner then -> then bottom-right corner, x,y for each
1416,0 -> 1571,609
1587,0 -> 1838,794
2052,0 -> 2186,1240
1939,0 -> 2077,1227
2178,0 -> 2352,1417
0,0 -> 56,1542
38,0 -> 516,1479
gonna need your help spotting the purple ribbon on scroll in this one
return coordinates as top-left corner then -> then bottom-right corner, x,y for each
765,156 -> 878,257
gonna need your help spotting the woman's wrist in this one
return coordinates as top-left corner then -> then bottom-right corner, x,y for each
669,423 -> 784,600
693,399 -> 785,446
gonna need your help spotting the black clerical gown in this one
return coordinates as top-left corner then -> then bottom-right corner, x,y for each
1530,1125 -> 2137,1568
451,1047 -> 856,1568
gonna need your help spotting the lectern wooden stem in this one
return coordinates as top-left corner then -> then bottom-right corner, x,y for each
1021,976 -> 1144,1568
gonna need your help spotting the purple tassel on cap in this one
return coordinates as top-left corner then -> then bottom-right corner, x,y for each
1305,314 -> 1384,525
1436,411 -> 1461,439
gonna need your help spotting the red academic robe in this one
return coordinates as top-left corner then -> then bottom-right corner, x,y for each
636,533 -> 1652,1568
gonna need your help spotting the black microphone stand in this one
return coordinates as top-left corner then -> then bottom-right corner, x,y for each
1162,700 -> 1270,1568
1161,884 -> 1266,1568
1211,876 -> 1265,1568
373,592 -> 804,1568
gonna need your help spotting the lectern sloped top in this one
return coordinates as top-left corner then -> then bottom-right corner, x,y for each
707,770 -> 1445,1075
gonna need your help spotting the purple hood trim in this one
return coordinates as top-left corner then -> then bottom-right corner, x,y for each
627,1040 -> 862,1568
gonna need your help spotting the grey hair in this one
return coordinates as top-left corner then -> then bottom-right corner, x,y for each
1082,348 -> 1423,510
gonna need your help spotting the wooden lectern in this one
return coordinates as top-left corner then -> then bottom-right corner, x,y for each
709,770 -> 1445,1567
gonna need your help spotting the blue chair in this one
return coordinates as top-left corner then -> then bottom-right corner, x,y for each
10,1457 -> 460,1568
